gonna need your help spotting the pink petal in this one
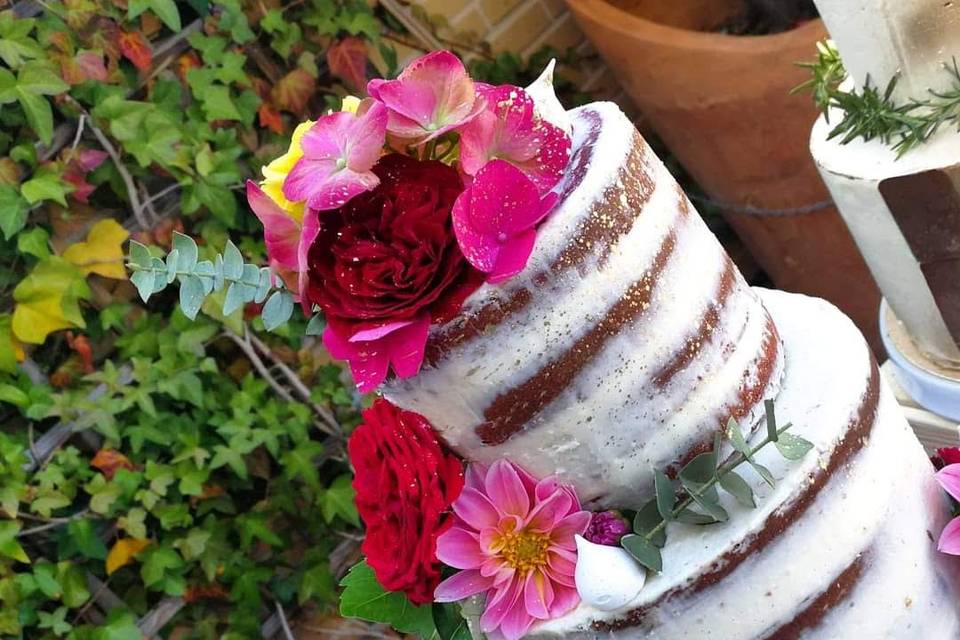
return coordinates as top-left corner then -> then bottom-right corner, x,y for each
77,149 -> 108,172
247,181 -> 300,271
300,112 -> 353,159
465,463 -> 488,491
524,488 -> 573,533
940,517 -> 960,555
434,569 -> 494,602
322,322 -> 389,393
349,319 -> 418,342
452,191 -> 500,273
498,594 -> 538,640
296,208 -> 321,309
459,109 -> 498,176
546,583 -> 580,618
549,511 -> 592,547
345,101 -> 388,170
282,156 -> 338,202
481,580 -> 523,634
488,229 -> 536,284
385,314 -> 430,379
937,464 -> 960,503
286,159 -> 380,212
436,527 -> 485,569
454,487 -> 502,531
485,461 -> 531,519
523,569 -> 554,620
546,549 -> 577,587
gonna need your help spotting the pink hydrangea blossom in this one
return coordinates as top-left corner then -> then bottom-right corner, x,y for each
460,84 -> 571,194
322,315 -> 430,393
367,51 -> 485,144
282,101 -> 387,211
246,181 -> 320,306
434,460 -> 591,640
452,160 -> 559,284
936,464 -> 960,554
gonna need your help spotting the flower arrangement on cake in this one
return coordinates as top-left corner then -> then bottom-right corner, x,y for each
123,49 -> 844,639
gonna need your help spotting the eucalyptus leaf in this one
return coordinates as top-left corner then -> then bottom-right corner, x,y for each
748,460 -> 776,488
128,240 -> 152,269
172,232 -> 198,272
621,533 -> 662,573
223,282 -> 247,316
254,267 -> 272,304
131,270 -> 156,302
764,399 -> 778,442
179,275 -> 205,320
241,263 -> 260,286
718,470 -> 755,508
151,257 -> 168,293
775,432 -> 814,460
222,240 -> 243,280
674,506 -> 718,525
305,313 -> 325,336
165,249 -> 180,284
262,290 -> 294,331
688,491 -> 728,522
653,469 -> 674,522
214,253 -> 225,290
726,417 -> 751,458
633,499 -> 666,548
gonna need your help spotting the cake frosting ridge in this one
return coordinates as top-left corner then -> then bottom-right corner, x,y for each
383,102 -> 784,508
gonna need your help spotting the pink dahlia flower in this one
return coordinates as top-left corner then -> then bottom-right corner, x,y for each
435,460 -> 591,640
460,84 -> 571,195
367,50 -> 485,144
452,160 -> 559,284
282,101 -> 387,211
936,464 -> 960,554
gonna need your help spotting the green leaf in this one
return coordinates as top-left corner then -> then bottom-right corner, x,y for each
674,506 -> 719,524
620,534 -> 661,573
764,399 -> 778,442
57,561 -> 89,607
172,232 -> 198,272
339,561 -> 437,638
37,606 -> 71,636
262,290 -> 294,331
128,0 -> 182,31
775,431 -> 814,461
632,499 -> 665,547
16,226 -> 50,258
222,240 -> 242,279
748,459 -> 776,488
282,440 -> 324,490
0,521 -> 29,563
130,270 -> 156,302
0,384 -> 28,407
718,469 -> 756,508
17,90 -> 53,145
678,451 -> 719,504
687,489 -> 728,522
0,184 -> 28,239
199,84 -> 242,120
165,249 -> 179,283
653,469 -> 674,522
20,168 -> 68,206
725,417 -> 751,457
17,62 -> 69,95
179,274 -> 205,320
140,546 -> 184,588
305,313 -> 325,336
319,474 -> 359,526
433,601 -> 472,640
128,240 -> 152,268
64,519 -> 108,560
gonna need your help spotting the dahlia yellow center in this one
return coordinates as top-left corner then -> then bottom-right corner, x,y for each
496,528 -> 551,574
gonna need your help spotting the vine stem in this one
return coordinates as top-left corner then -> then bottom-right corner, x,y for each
643,423 -> 793,542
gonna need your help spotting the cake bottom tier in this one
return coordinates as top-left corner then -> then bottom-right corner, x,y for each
532,288 -> 960,639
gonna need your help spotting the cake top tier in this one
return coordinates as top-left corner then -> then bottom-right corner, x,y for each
814,0 -> 960,103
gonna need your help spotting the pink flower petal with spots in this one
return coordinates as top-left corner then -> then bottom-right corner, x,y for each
367,50 -> 484,143
523,569 -> 554,620
460,84 -> 571,194
434,569 -> 494,603
322,314 -> 430,392
484,460 -> 531,519
436,527 -> 484,570
247,180 -> 300,271
282,103 -> 387,210
937,464 -> 960,503
296,208 -> 321,312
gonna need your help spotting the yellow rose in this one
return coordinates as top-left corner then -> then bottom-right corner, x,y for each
260,119 -> 314,223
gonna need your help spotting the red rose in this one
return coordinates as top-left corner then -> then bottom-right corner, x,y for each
349,398 -> 464,604
305,153 -> 481,327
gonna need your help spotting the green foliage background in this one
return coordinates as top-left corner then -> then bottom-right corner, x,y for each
0,0 -> 590,637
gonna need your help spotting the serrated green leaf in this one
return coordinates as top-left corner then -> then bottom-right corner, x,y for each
339,561 -> 437,637
653,469 -> 674,522
262,290 -> 294,331
17,90 -> 53,146
0,184 -> 28,239
718,470 -> 755,508
20,169 -> 67,206
0,521 -> 29,563
128,0 -> 182,31
620,533 -> 661,573
179,275 -> 205,320
319,474 -> 359,526
172,232 -> 198,272
775,431 -> 814,461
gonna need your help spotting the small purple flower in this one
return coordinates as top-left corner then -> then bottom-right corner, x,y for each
584,511 -> 630,546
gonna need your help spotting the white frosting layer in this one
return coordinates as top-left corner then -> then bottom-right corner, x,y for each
813,0 -> 960,104
531,289 -> 960,639
384,103 -> 782,507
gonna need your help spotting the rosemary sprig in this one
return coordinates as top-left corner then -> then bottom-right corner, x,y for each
621,401 -> 813,573
795,40 -> 960,157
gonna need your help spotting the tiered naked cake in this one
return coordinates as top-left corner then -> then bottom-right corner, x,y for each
810,0 -> 960,370
383,100 -> 960,637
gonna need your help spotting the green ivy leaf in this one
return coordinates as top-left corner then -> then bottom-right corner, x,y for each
0,14 -> 43,68
0,184 -> 28,239
0,521 -> 30,563
57,561 -> 89,608
319,474 -> 359,526
281,440 -> 324,491
16,226 -> 50,258
63,519 -> 108,560
128,0 -> 182,31
20,168 -> 68,206
339,561 -> 437,638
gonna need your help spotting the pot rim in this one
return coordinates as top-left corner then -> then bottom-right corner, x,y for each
567,0 -> 824,53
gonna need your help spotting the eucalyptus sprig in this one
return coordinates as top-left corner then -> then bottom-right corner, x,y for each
620,401 -> 813,573
125,232 -> 323,334
795,40 -> 960,157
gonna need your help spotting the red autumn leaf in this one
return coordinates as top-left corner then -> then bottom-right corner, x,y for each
184,583 -> 230,603
91,449 -> 136,480
258,103 -> 284,134
270,68 -> 315,115
327,37 -> 368,93
118,30 -> 153,71
65,332 -> 94,373
77,51 -> 109,82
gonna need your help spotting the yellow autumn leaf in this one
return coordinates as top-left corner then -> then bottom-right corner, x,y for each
12,257 -> 90,344
106,537 -> 152,575
61,218 -> 130,279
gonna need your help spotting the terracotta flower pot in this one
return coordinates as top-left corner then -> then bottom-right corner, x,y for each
567,0 -> 883,354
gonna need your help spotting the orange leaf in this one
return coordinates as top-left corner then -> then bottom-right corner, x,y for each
270,69 -> 315,115
118,30 -> 153,71
66,332 -> 94,374
184,583 -> 230,603
327,37 -> 368,93
106,538 -> 152,575
91,449 -> 136,480
175,51 -> 201,83
258,103 -> 284,134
